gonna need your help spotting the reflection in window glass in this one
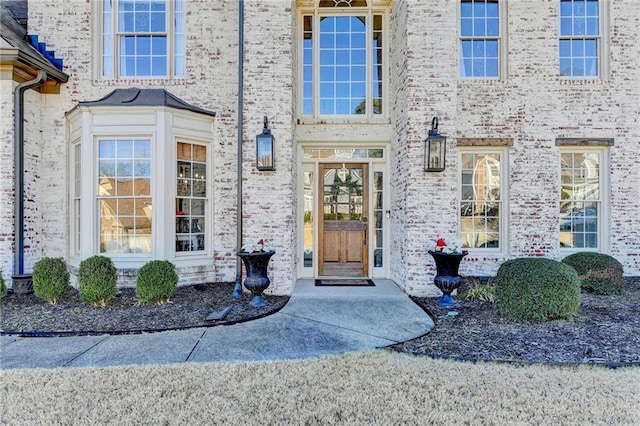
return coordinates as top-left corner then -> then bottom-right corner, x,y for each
460,152 -> 502,248
303,148 -> 383,159
459,0 -> 500,78
176,142 -> 206,252
373,172 -> 383,267
303,172 -> 314,267
98,139 -> 152,254
560,151 -> 600,248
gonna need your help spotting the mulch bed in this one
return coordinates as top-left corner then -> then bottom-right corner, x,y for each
2,278 -> 639,366
0,282 -> 288,336
389,277 -> 640,367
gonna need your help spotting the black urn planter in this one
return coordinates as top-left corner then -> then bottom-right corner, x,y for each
11,274 -> 34,295
428,250 -> 467,307
237,250 -> 275,308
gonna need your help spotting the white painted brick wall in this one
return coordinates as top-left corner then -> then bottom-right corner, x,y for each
0,79 -> 15,284
2,0 -> 636,296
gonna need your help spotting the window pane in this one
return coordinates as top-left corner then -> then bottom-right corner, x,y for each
110,0 -> 182,78
559,0 -> 600,77
459,152 -> 502,249
176,142 -> 207,253
99,139 -> 151,254
307,9 -> 383,116
459,1 -> 500,78
559,151 -> 601,249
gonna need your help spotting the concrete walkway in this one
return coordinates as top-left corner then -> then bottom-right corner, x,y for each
0,279 -> 433,370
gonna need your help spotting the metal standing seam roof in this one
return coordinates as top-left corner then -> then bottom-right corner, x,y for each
74,88 -> 217,117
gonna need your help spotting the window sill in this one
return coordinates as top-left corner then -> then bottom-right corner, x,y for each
92,77 -> 188,87
457,78 -> 505,85
296,117 -> 391,125
559,78 -> 610,87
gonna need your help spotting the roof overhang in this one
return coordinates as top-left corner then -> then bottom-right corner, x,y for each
0,46 -> 68,93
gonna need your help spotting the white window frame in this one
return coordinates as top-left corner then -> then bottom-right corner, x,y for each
175,141 -> 208,255
71,141 -> 82,256
96,0 -> 185,80
559,147 -> 608,251
458,147 -> 509,253
67,107 -> 214,270
458,0 -> 508,80
97,138 -> 153,256
297,1 -> 390,122
558,0 -> 610,80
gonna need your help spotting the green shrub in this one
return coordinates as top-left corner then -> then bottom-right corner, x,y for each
78,255 -> 117,306
136,260 -> 178,305
561,252 -> 624,295
0,272 -> 6,297
494,258 -> 581,323
32,257 -> 70,304
460,277 -> 495,303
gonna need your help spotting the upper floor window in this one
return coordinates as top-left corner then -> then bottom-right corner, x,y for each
559,0 -> 601,77
459,0 -> 503,79
101,0 -> 185,78
460,150 -> 506,250
300,0 -> 387,118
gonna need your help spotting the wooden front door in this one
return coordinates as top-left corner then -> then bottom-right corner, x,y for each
318,163 -> 368,277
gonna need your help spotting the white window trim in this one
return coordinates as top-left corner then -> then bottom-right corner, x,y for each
93,0 -> 185,81
174,140 -> 210,257
457,0 -> 508,81
558,146 -> 609,252
457,147 -> 509,254
296,3 -> 390,123
558,0 -> 610,80
67,107 -> 214,270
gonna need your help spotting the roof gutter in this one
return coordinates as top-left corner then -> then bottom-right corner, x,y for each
232,0 -> 245,298
13,69 -> 46,283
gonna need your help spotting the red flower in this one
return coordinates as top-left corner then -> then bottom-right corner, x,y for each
436,238 -> 447,247
257,239 -> 264,245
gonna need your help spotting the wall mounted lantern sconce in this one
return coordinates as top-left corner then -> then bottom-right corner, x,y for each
424,116 -> 446,172
256,115 -> 275,171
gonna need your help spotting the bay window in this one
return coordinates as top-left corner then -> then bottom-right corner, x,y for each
67,89 -> 215,269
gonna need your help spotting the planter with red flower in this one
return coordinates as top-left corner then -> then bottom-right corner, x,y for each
428,238 -> 468,307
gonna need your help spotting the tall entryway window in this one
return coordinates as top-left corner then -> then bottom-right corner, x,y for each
299,147 -> 387,278
298,0 -> 389,119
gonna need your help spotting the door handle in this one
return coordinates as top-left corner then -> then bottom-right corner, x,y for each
362,217 -> 368,245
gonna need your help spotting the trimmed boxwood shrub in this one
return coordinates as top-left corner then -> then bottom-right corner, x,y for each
495,258 -> 581,323
561,252 -> 624,295
136,260 -> 178,305
78,255 -> 117,306
33,257 -> 70,304
0,272 -> 6,297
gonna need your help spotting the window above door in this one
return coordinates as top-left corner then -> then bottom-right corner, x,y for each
298,0 -> 390,121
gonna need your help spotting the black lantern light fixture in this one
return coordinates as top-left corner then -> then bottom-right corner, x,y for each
256,115 -> 275,171
424,116 -> 447,172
